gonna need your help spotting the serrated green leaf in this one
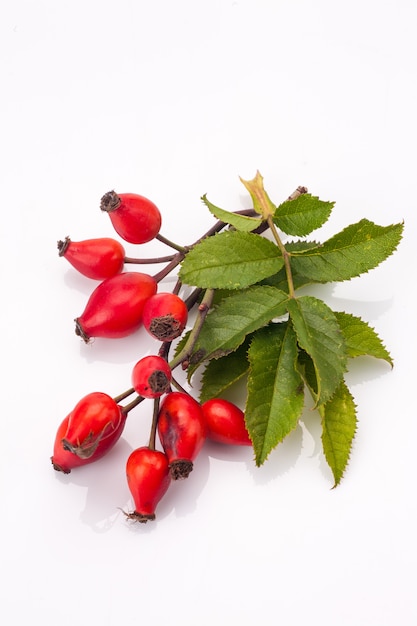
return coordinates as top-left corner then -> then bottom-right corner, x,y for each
199,339 -> 251,403
245,323 -> 304,466
334,311 -> 393,365
287,296 -> 347,406
319,379 -> 357,487
260,241 -> 320,292
290,220 -> 404,283
201,195 -> 263,232
274,194 -> 334,236
179,230 -> 284,289
187,285 -> 289,378
286,240 -> 321,252
296,348 -> 318,396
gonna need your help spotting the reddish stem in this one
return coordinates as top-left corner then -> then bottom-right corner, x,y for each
124,254 -> 175,264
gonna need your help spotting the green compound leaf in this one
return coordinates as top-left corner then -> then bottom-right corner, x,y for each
179,230 -> 284,289
290,220 -> 404,283
334,311 -> 393,366
287,296 -> 347,406
260,240 -> 320,292
319,379 -> 357,487
296,348 -> 318,396
201,194 -> 263,232
245,323 -> 304,466
199,339 -> 251,403
187,285 -> 289,378
274,194 -> 334,237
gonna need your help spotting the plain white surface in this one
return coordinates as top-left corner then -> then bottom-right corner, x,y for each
1,1 -> 416,624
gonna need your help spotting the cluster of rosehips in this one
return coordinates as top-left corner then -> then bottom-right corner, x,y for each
52,191 -> 252,523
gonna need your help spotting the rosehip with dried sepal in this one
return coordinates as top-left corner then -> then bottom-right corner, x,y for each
131,355 -> 172,399
74,271 -> 157,342
57,236 -> 125,280
125,447 -> 171,523
51,407 -> 127,473
142,292 -> 188,342
100,191 -> 162,244
51,414 -> 89,473
59,392 -> 125,460
201,398 -> 252,446
157,392 -> 207,480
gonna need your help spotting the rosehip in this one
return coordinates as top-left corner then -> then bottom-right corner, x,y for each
74,271 -> 157,342
51,408 -> 127,473
125,447 -> 171,523
201,398 -> 252,446
132,355 -> 172,399
100,191 -> 162,244
142,292 -> 188,341
51,414 -> 89,473
60,392 -> 125,459
57,236 -> 125,280
157,392 -> 207,479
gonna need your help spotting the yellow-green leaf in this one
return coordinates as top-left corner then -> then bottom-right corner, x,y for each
201,195 -> 262,232
319,380 -> 357,487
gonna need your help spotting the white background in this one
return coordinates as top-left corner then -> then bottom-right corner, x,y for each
1,1 -> 416,624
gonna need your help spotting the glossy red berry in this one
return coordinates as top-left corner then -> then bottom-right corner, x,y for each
132,355 -> 172,399
142,292 -> 188,341
201,398 -> 252,446
60,392 -> 125,459
74,271 -> 157,342
157,392 -> 207,479
51,408 -> 127,473
57,236 -> 125,280
125,447 -> 171,523
51,414 -> 89,473
100,191 -> 162,244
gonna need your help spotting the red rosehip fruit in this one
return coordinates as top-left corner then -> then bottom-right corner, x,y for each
201,398 -> 252,446
100,191 -> 162,244
51,407 -> 127,473
157,392 -> 207,480
51,394 -> 127,474
125,447 -> 171,523
57,236 -> 125,280
74,271 -> 157,342
132,355 -> 172,399
51,414 -> 89,473
142,292 -> 188,341
59,392 -> 125,459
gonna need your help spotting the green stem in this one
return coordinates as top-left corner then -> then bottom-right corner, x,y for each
148,397 -> 160,450
113,387 -> 135,403
121,395 -> 145,414
156,233 -> 187,253
266,215 -> 296,298
169,288 -> 215,371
